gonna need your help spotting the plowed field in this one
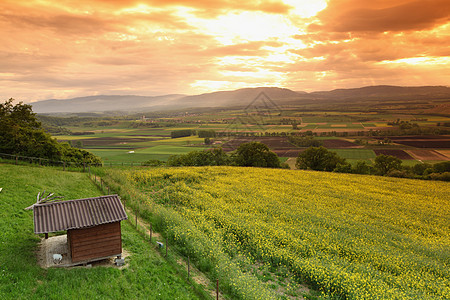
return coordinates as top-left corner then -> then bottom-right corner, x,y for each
374,149 -> 415,159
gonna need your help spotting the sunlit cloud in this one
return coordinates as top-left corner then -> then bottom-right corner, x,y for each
0,0 -> 449,102
378,56 -> 450,66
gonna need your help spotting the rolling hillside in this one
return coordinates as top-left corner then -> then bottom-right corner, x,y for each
30,85 -> 450,114
103,166 -> 450,299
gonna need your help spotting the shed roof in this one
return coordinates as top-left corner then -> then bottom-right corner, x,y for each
33,195 -> 127,234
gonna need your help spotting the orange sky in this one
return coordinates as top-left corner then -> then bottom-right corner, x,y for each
1,0 -> 449,102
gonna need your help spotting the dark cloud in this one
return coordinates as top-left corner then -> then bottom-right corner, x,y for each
311,0 -> 450,34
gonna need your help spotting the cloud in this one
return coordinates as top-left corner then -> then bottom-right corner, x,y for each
202,41 -> 283,57
285,0 -> 450,92
310,0 -> 450,34
0,0 -> 449,102
124,0 -> 292,16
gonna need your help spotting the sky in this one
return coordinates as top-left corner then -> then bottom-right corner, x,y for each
1,0 -> 449,102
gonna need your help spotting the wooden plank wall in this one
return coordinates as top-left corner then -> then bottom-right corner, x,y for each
68,222 -> 122,263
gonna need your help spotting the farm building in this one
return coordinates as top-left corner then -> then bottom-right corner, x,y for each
32,195 -> 127,265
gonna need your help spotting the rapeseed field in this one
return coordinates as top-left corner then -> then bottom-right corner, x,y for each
104,166 -> 449,299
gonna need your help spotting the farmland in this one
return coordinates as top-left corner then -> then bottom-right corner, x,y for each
51,123 -> 450,165
102,166 -> 450,299
41,101 -> 450,166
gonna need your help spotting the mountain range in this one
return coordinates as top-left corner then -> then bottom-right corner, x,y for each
31,85 -> 450,114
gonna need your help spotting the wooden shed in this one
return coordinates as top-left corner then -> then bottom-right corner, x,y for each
32,195 -> 127,264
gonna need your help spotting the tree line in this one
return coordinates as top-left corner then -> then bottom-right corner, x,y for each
144,142 -> 287,169
296,146 -> 450,181
146,143 -> 449,181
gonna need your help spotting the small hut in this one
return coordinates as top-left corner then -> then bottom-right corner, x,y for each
32,195 -> 127,264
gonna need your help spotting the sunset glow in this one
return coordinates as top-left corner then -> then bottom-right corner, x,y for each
0,0 -> 449,102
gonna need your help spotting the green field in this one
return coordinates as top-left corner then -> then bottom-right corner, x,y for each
329,149 -> 376,161
91,145 -> 207,163
103,166 -> 450,299
0,164 -> 206,299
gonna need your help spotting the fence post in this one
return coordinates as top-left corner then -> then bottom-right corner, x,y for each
63,161 -> 66,171
187,256 -> 190,279
83,162 -> 86,172
216,279 -> 219,300
15,156 -> 18,165
135,204 -> 138,228
149,224 -> 152,242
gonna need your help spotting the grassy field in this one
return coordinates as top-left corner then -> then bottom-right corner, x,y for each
0,164 -> 206,299
329,149 -> 376,162
91,145 -> 207,163
102,166 -> 450,299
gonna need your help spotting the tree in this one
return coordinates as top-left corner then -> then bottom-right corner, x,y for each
167,148 -> 230,167
352,161 -> 372,174
433,161 -> 450,173
198,130 -> 216,138
234,142 -> 281,168
0,99 -> 59,159
412,162 -> 432,175
374,154 -> 402,175
288,136 -> 322,147
295,146 -> 346,171
333,162 -> 352,173
0,99 -> 102,165
171,129 -> 193,138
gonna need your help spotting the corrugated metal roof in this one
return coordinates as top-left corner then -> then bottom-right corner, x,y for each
33,195 -> 128,234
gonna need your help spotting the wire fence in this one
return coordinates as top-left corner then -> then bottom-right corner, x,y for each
0,152 -> 152,170
0,152 -> 101,172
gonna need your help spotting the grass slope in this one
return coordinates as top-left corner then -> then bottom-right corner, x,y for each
103,166 -> 450,299
0,164 -> 204,299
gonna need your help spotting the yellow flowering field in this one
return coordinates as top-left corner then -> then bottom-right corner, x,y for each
104,166 -> 450,299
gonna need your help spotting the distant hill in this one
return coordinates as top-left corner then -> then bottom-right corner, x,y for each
309,85 -> 450,100
31,94 -> 186,113
31,87 -> 301,113
31,85 -> 450,113
178,87 -> 301,107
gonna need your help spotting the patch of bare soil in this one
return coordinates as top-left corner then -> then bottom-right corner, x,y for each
222,136 -> 296,151
374,149 -> 414,159
406,149 -> 449,161
435,150 -> 450,159
322,139 -> 358,148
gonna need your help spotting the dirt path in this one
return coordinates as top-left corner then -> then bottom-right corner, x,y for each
125,206 -> 224,299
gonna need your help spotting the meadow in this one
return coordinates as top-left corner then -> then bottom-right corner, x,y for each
101,166 -> 450,299
0,164 -> 207,299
